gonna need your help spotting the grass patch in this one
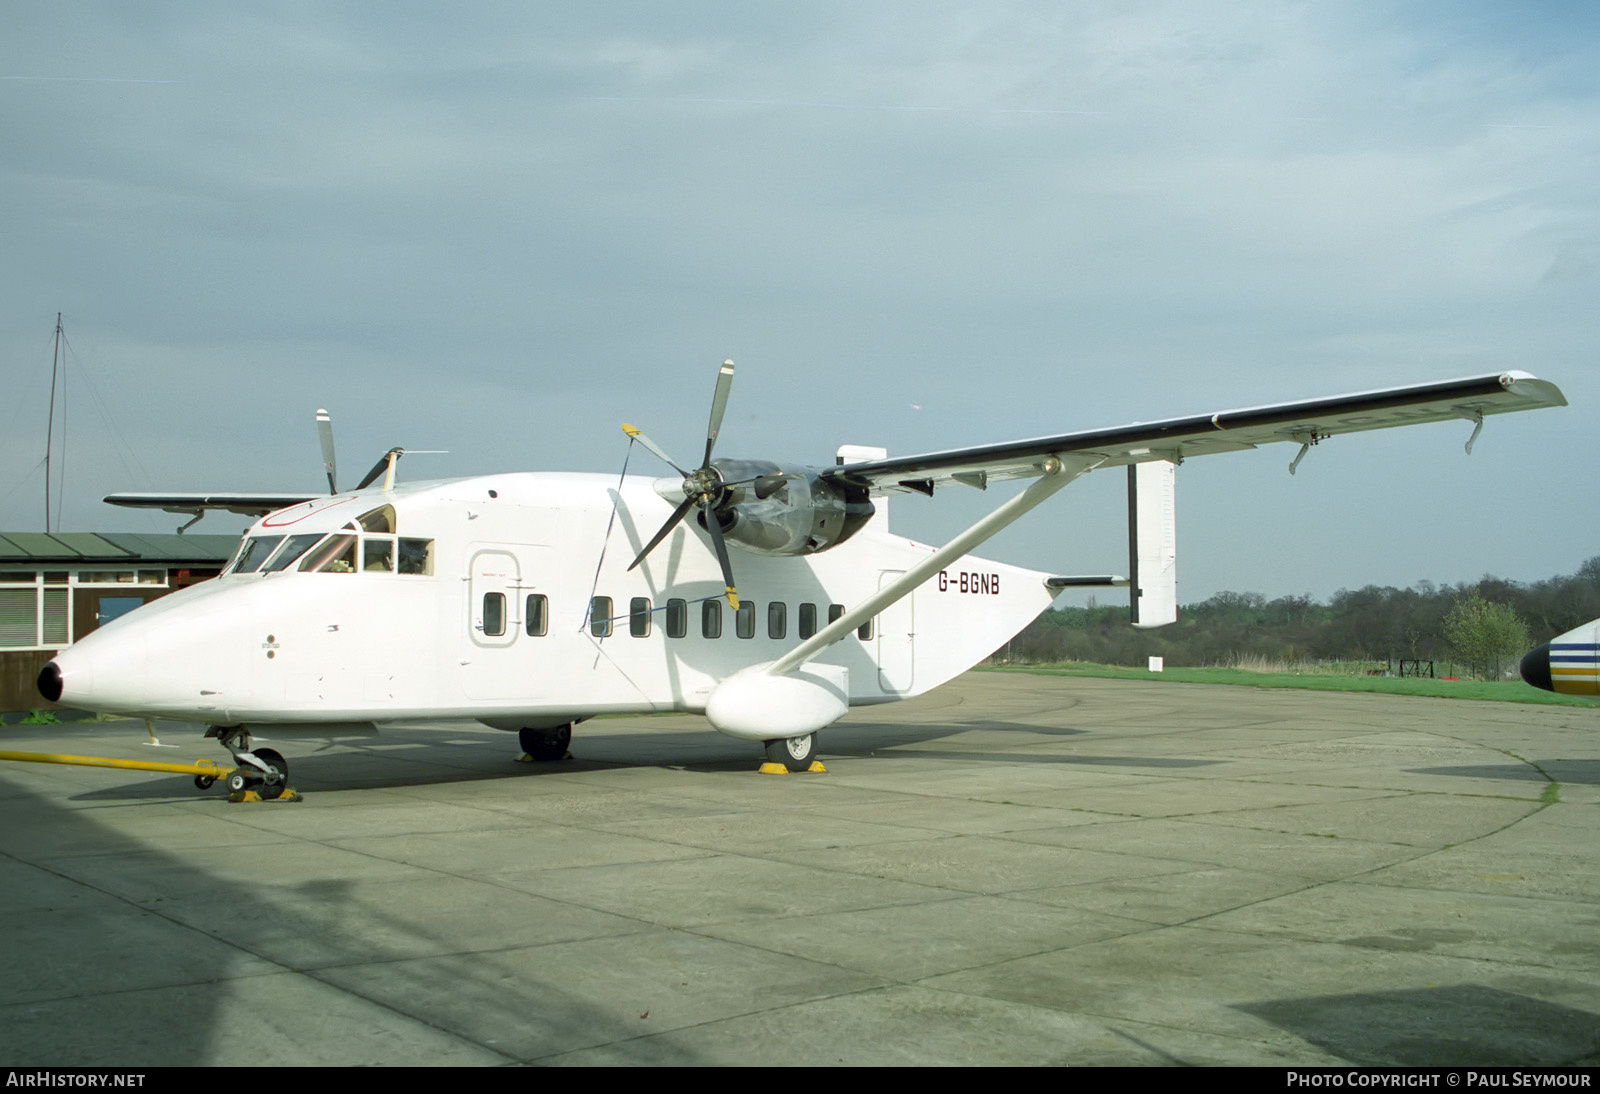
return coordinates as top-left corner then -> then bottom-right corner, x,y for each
980,661 -> 1598,706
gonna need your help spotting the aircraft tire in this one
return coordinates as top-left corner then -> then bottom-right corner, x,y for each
764,733 -> 816,772
255,748 -> 288,800
519,724 -> 572,762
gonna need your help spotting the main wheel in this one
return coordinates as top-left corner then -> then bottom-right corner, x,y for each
519,724 -> 572,762
764,733 -> 816,773
254,748 -> 288,800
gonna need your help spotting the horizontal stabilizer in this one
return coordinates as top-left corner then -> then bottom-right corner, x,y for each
1046,574 -> 1129,588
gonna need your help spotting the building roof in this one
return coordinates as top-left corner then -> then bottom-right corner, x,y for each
0,532 -> 238,565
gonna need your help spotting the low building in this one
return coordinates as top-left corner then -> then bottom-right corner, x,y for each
0,532 -> 239,713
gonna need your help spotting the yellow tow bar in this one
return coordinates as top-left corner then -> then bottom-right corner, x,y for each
0,750 -> 299,801
0,749 -> 236,781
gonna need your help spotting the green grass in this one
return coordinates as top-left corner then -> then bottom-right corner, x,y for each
979,661 -> 1599,706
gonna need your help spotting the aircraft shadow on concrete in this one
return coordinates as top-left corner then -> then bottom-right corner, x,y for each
1408,758 -> 1600,788
0,775 -> 706,1066
64,718 -> 1215,801
1236,984 -> 1600,1067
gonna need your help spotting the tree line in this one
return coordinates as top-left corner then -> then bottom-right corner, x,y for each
998,556 -> 1600,678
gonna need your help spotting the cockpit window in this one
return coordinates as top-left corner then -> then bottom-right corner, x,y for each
299,534 -> 357,573
359,505 -> 396,535
260,533 -> 326,574
233,536 -> 285,574
363,536 -> 395,573
398,538 -> 433,575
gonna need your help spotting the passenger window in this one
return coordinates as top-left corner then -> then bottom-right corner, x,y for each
798,603 -> 817,639
630,597 -> 651,637
483,593 -> 506,636
701,600 -> 722,639
363,536 -> 395,572
768,602 -> 786,639
525,594 -> 548,637
828,604 -> 845,624
858,618 -> 873,641
736,602 -> 755,639
666,599 -> 687,639
397,538 -> 433,575
590,597 -> 612,638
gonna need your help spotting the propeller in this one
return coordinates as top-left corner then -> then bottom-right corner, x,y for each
316,409 -> 337,493
624,360 -> 741,608
313,409 -> 438,493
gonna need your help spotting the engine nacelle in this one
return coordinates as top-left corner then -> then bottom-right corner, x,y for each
700,459 -> 875,557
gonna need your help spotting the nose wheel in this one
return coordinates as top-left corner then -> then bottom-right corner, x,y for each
206,726 -> 293,800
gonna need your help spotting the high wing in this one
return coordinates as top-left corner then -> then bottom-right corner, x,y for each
819,371 -> 1565,495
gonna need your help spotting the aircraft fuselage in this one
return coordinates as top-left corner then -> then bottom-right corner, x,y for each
44,471 -> 1056,737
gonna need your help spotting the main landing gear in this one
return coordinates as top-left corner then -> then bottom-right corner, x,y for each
761,733 -> 823,774
205,725 -> 293,800
518,723 -> 573,763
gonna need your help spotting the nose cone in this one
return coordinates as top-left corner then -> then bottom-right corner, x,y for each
1519,643 -> 1553,692
37,660 -> 64,703
1521,621 -> 1600,698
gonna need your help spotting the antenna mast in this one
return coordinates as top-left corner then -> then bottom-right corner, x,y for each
45,313 -> 63,533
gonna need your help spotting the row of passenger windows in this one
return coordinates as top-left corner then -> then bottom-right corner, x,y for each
481,594 -> 873,642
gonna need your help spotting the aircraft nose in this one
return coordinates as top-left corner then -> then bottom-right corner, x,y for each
1519,643 -> 1553,692
37,660 -> 64,703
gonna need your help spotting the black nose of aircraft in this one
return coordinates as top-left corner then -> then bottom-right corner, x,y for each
1519,643 -> 1553,692
37,661 -> 64,703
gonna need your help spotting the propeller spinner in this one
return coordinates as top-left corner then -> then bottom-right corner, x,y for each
624,360 -> 741,608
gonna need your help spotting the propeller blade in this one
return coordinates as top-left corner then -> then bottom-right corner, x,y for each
316,409 -> 337,493
355,447 -> 405,491
702,507 -> 739,609
621,423 -> 688,477
702,359 -> 734,468
628,495 -> 697,571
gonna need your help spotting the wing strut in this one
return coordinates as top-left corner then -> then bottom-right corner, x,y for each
764,451 -> 1107,679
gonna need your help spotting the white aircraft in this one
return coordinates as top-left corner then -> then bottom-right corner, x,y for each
1521,620 -> 1599,697
37,364 -> 1565,795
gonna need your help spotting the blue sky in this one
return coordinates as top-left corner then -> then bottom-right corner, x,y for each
3,2 -> 1595,604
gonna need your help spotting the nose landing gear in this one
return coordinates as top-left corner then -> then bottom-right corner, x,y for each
206,726 -> 296,801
